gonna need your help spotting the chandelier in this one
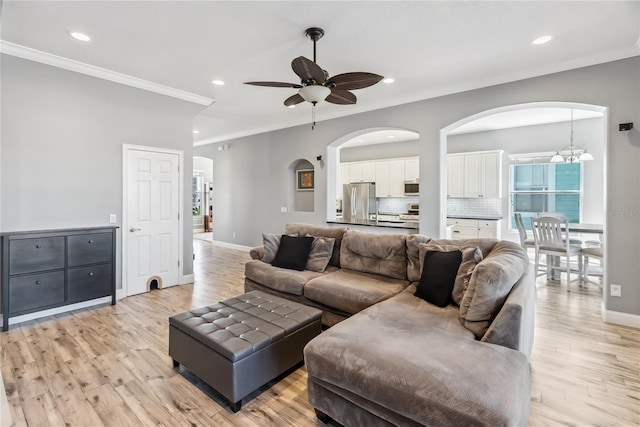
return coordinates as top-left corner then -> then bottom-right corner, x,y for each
550,109 -> 594,163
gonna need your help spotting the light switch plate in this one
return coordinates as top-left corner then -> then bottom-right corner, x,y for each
109,214 -> 117,224
281,207 -> 288,213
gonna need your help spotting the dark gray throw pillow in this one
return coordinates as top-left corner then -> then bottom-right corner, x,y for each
272,235 -> 314,271
415,250 -> 462,307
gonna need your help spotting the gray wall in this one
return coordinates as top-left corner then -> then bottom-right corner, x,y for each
340,140 -> 419,162
448,118 -> 605,239
195,57 -> 640,318
1,55 -> 203,295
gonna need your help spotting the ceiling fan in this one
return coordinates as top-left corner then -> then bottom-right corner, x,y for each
245,27 -> 384,110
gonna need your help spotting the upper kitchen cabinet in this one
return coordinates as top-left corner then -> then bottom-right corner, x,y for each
338,163 -> 350,199
404,158 -> 419,182
349,162 -> 376,183
447,151 -> 502,198
446,155 -> 465,198
374,160 -> 405,197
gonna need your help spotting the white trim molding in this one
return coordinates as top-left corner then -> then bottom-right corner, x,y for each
181,274 -> 194,285
211,240 -> 252,252
7,296 -> 112,327
1,40 -> 214,106
601,302 -> 640,328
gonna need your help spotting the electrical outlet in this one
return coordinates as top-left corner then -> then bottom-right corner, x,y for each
610,284 -> 621,297
281,207 -> 288,213
233,232 -> 237,238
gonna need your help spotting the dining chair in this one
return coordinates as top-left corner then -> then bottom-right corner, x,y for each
536,212 -> 583,245
514,213 -> 535,252
582,246 -> 604,285
530,216 -> 583,291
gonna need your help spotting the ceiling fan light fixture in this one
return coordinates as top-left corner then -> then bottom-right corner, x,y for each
550,152 -> 564,163
298,85 -> 331,103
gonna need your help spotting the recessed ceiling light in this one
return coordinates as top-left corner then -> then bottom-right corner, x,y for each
532,35 -> 553,45
192,130 -> 200,134
388,135 -> 395,139
68,31 -> 91,42
357,139 -> 364,142
383,78 -> 395,84
211,80 -> 225,86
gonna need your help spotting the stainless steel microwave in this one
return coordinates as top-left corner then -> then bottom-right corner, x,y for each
404,181 -> 419,195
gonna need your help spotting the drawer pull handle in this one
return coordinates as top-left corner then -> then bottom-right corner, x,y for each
36,245 -> 41,249
453,230 -> 460,233
88,240 -> 93,244
88,272 -> 94,276
35,280 -> 42,285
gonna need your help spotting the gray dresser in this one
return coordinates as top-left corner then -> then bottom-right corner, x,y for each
1,226 -> 117,331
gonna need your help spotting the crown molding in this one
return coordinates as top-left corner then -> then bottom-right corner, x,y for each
0,40 -> 214,106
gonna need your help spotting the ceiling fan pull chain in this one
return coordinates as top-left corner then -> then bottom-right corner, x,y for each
311,103 -> 316,130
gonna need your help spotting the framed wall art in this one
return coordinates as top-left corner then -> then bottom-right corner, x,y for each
296,169 -> 314,191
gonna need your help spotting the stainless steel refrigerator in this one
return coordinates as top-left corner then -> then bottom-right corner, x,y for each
343,183 -> 376,223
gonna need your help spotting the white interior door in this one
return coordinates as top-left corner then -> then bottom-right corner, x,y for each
125,148 -> 181,296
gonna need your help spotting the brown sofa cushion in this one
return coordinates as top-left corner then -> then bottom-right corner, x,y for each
304,269 -> 409,314
244,260 -> 323,296
340,230 -> 408,280
405,234 -> 432,282
305,236 -> 336,273
285,223 -> 347,268
459,241 -> 529,338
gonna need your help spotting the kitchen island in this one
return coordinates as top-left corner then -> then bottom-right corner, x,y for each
327,219 -> 418,234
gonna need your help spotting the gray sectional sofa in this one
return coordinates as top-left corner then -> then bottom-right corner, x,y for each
244,223 -> 535,426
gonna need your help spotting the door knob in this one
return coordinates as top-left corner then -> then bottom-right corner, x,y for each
129,227 -> 141,232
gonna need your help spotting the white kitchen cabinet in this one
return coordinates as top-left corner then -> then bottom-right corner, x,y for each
374,160 -> 405,197
447,151 -> 502,198
446,155 -> 465,198
349,162 -> 376,183
404,158 -> 419,182
447,218 -> 500,239
374,161 -> 390,197
389,160 -> 405,196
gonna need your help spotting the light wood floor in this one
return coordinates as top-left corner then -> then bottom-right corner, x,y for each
2,240 -> 639,426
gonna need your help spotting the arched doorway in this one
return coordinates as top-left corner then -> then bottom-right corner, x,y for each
326,127 -> 420,221
439,101 -> 608,282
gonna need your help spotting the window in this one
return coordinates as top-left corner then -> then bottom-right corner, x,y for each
509,158 -> 582,231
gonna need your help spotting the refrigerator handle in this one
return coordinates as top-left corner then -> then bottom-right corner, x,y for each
351,187 -> 357,218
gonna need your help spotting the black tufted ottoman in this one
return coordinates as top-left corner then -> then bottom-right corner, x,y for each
169,290 -> 322,412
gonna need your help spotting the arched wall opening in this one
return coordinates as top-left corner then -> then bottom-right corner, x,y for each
439,101 -> 608,283
326,127 -> 420,221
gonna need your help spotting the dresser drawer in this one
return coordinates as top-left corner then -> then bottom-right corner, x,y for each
68,233 -> 113,267
9,271 -> 65,314
478,220 -> 498,229
9,237 -> 65,275
67,264 -> 113,303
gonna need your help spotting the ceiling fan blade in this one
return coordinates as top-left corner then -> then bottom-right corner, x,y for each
284,93 -> 305,107
291,56 -> 326,84
327,72 -> 384,90
244,81 -> 303,88
326,89 -> 357,105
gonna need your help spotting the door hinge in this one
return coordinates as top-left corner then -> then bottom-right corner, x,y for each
178,212 -> 180,220
178,260 -> 180,267
178,165 -> 180,173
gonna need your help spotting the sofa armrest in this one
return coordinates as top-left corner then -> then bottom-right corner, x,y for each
481,265 -> 535,360
249,246 -> 264,260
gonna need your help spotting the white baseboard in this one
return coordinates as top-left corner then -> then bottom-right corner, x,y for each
601,302 -> 640,328
211,240 -> 252,252
0,371 -> 10,427
181,274 -> 194,284
7,296 -> 113,327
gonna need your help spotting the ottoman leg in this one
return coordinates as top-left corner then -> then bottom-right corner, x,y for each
315,408 -> 332,424
230,400 -> 242,413
172,359 -> 179,368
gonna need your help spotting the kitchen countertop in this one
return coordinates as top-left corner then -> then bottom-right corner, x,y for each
327,219 -> 419,230
447,215 -> 503,220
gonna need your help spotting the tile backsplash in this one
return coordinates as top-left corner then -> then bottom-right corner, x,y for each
378,197 -> 419,214
447,198 -> 502,218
